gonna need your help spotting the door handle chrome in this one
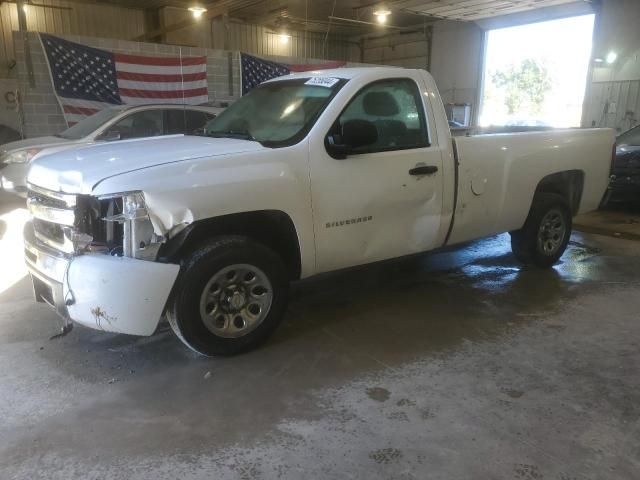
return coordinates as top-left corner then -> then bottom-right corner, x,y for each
409,165 -> 438,176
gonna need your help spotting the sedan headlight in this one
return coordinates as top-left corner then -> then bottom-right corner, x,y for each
2,148 -> 43,164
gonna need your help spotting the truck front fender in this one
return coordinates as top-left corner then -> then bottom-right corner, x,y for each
91,145 -> 316,277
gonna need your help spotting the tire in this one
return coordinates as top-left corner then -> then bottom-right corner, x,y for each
510,192 -> 572,268
167,236 -> 289,356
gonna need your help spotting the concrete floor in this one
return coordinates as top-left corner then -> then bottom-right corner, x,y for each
575,205 -> 640,241
1,193 -> 639,479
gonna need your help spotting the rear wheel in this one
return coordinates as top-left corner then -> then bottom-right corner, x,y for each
510,192 -> 572,268
167,236 -> 289,356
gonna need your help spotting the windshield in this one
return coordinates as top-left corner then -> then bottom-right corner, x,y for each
57,107 -> 124,140
205,78 -> 346,147
617,125 -> 640,147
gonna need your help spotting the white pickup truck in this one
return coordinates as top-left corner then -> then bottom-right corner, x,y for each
24,67 -> 615,355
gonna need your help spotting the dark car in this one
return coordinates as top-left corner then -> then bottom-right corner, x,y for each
605,124 -> 640,205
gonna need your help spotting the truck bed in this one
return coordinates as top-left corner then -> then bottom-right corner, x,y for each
447,128 -> 615,246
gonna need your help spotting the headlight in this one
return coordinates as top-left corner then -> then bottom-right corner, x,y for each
102,192 -> 148,223
98,192 -> 158,259
2,148 -> 43,164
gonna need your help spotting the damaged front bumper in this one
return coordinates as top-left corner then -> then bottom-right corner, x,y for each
24,221 -> 180,336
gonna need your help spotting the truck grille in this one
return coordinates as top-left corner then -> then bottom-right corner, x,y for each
27,184 -> 78,254
33,218 -> 66,244
27,184 -> 128,256
28,186 -> 75,209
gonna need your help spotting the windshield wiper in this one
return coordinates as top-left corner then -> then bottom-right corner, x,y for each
208,130 -> 258,142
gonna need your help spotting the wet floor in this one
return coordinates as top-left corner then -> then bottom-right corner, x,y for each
1,197 -> 639,479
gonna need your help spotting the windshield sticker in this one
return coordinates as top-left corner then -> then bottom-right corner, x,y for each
305,77 -> 340,88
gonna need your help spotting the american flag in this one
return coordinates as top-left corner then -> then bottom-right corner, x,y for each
41,34 -> 208,126
240,53 -> 290,96
240,53 -> 346,95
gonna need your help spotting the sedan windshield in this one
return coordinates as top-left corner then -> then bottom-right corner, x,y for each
205,78 -> 346,147
57,107 -> 125,140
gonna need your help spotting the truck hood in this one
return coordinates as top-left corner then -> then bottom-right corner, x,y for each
1,136 -> 70,156
27,135 -> 265,194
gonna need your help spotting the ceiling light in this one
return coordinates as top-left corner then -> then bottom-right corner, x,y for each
188,6 -> 207,18
22,4 -> 28,12
594,57 -> 604,63
279,33 -> 291,44
606,51 -> 617,64
373,7 -> 391,24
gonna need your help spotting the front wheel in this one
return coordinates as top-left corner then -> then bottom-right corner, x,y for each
167,236 -> 289,356
510,192 -> 572,268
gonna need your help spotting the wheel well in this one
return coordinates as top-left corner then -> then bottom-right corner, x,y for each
159,210 -> 302,280
535,170 -> 584,215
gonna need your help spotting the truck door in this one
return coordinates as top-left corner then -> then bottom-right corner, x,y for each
309,75 -> 445,273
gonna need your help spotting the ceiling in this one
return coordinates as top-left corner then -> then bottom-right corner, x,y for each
395,0 -> 588,22
222,0 -> 590,36
229,0 -> 428,35
88,0 -> 590,36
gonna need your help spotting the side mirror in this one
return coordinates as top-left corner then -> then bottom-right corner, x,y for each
99,130 -> 121,142
325,119 -> 378,159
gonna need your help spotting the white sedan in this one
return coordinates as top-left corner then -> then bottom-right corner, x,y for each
0,104 -> 223,197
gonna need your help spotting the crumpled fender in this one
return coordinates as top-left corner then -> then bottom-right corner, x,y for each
91,145 -> 317,277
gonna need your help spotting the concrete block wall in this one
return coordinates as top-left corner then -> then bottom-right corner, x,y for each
14,31 -> 242,137
14,33 -> 68,135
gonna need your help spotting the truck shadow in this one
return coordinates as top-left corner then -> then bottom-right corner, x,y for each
279,241 -> 570,356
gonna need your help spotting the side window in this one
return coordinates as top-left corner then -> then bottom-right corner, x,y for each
336,78 -> 429,154
103,110 -> 164,140
185,111 -> 211,135
166,110 -> 186,135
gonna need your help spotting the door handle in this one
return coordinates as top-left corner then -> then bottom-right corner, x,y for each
409,165 -> 438,176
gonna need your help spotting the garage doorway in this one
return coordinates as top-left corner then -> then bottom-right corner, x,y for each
479,14 -> 595,128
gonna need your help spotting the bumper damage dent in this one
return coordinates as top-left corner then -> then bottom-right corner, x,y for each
24,221 -> 180,336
